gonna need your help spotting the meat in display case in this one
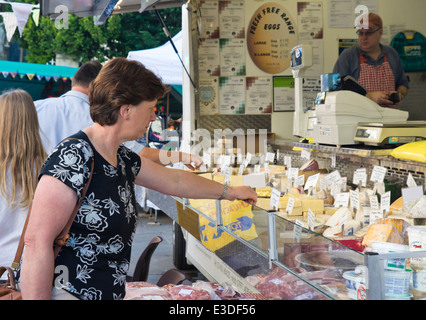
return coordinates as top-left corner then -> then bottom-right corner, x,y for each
175,197 -> 426,300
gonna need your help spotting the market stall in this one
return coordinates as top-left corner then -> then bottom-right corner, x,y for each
142,143 -> 426,300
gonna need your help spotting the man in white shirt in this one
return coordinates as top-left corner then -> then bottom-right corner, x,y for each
35,60 -> 202,168
36,61 -> 102,154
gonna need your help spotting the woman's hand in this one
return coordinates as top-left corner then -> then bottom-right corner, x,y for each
226,186 -> 258,205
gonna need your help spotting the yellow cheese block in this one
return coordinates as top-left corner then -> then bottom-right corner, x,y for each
268,165 -> 286,175
302,199 -> 324,213
212,174 -> 245,186
324,207 -> 338,215
389,196 -> 404,215
256,186 -> 273,197
361,224 -> 403,247
212,174 -> 225,183
198,173 -> 213,180
229,175 -> 244,186
255,196 -> 303,213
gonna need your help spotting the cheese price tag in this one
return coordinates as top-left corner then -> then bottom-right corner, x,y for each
284,156 -> 291,168
370,166 -> 387,183
407,173 -> 417,188
269,188 -> 281,211
254,164 -> 260,173
380,191 -> 391,213
370,209 -> 383,224
224,166 -> 232,184
287,167 -> 299,181
334,192 -> 349,207
237,164 -> 244,176
293,219 -> 303,242
369,194 -> 379,211
203,153 -> 211,169
338,209 -> 350,227
331,154 -> 336,168
301,148 -> 310,160
296,174 -> 305,187
308,209 -> 315,231
222,155 -> 231,167
234,153 -> 241,164
265,152 -> 275,163
349,190 -> 360,210
325,170 -> 342,188
264,162 -> 270,175
304,173 -> 320,190
353,168 -> 367,187
286,196 -> 295,214
246,152 -> 252,165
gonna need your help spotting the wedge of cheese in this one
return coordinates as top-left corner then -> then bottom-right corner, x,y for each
302,198 -> 324,214
361,224 -> 403,247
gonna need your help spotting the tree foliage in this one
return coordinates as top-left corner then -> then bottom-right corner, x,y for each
18,3 -> 182,65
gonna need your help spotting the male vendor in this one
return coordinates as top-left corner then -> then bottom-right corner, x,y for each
333,13 -> 409,108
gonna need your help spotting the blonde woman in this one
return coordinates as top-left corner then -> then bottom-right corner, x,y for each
0,89 -> 47,281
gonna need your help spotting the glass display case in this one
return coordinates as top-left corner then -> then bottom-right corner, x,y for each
174,197 -> 426,300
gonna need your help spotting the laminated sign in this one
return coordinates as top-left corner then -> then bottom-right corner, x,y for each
189,199 -> 258,252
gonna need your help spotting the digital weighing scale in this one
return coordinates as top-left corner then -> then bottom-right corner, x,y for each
354,121 -> 426,146
289,44 -> 426,148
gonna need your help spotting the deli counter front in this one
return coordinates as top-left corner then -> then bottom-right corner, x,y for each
145,140 -> 426,301
172,195 -> 426,300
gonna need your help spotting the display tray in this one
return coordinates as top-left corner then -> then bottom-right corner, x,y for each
293,141 -> 394,157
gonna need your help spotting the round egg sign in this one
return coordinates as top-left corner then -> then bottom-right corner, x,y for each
247,3 -> 298,74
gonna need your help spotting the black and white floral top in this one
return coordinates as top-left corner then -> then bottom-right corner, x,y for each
40,131 -> 141,300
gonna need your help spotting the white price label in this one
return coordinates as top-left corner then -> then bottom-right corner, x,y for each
350,190 -> 360,210
407,173 -> 417,188
293,219 -> 303,242
287,167 -> 299,181
284,156 -> 292,168
266,152 -> 275,163
246,152 -> 252,165
308,209 -> 315,231
222,155 -> 231,167
286,196 -> 295,214
380,191 -> 391,213
296,174 -> 305,187
370,166 -> 387,183
353,168 -> 367,187
301,148 -> 311,160
224,166 -> 232,184
325,170 -> 343,187
369,194 -> 379,211
331,154 -> 336,168
270,188 -> 281,211
370,209 -> 383,224
334,192 -> 350,207
254,164 -> 260,173
203,153 -> 211,168
338,209 -> 350,227
234,153 -> 241,164
304,173 -> 320,190
264,162 -> 270,175
238,164 -> 244,176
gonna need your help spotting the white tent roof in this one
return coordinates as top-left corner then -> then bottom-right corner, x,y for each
127,31 -> 183,85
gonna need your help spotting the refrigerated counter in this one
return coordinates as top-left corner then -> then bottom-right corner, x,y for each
148,191 -> 426,300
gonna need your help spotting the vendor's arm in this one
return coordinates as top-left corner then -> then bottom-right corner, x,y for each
366,91 -> 393,105
135,157 -> 257,205
20,175 -> 78,300
139,147 -> 203,170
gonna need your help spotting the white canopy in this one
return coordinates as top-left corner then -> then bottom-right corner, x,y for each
127,31 -> 183,85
